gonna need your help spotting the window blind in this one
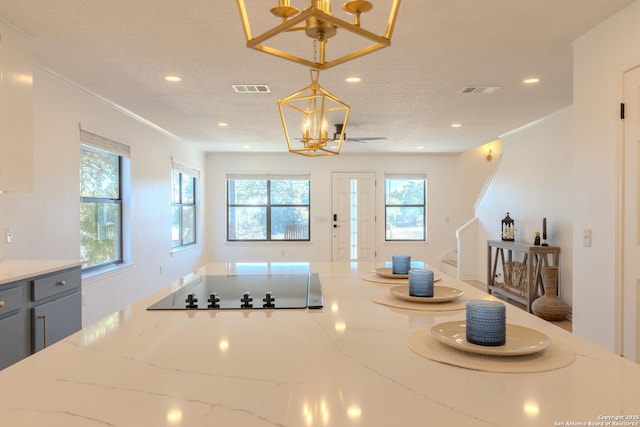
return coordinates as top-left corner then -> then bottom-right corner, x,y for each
172,159 -> 201,179
226,173 -> 310,180
384,173 -> 427,180
79,126 -> 130,158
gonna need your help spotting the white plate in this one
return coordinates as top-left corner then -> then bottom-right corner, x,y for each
374,267 -> 441,281
430,321 -> 551,356
389,285 -> 464,303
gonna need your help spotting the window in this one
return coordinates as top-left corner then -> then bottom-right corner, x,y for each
227,175 -> 310,241
80,129 -> 129,271
172,164 -> 198,248
385,175 -> 426,241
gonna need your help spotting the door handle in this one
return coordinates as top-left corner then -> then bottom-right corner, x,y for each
38,314 -> 48,348
333,224 -> 340,228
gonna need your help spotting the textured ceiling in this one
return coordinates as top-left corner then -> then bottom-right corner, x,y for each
0,0 -> 635,153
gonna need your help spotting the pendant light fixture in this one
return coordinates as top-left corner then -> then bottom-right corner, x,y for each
238,0 -> 401,155
237,0 -> 401,70
277,69 -> 350,156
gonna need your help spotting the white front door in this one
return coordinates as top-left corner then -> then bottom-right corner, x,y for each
331,173 -> 376,262
623,65 -> 640,362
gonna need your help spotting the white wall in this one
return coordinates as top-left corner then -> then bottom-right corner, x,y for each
0,66 -> 205,326
572,0 -> 640,352
475,109 -> 574,308
204,151 -> 496,266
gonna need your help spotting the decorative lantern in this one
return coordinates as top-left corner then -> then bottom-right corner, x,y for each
501,213 -> 515,241
277,69 -> 350,156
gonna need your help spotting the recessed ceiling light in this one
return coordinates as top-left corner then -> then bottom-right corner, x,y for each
451,123 -> 462,128
217,122 -> 229,127
164,75 -> 182,82
345,76 -> 361,83
417,146 -> 425,150
523,77 -> 540,85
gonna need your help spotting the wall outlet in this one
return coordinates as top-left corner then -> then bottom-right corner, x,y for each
6,228 -> 14,244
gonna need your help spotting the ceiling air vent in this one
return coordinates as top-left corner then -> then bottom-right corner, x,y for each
459,86 -> 502,94
232,84 -> 271,93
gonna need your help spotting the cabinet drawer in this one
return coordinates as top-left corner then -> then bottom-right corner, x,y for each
0,285 -> 24,315
31,268 -> 81,302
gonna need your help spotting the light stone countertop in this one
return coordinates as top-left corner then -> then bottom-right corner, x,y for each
0,259 -> 81,285
0,261 -> 638,426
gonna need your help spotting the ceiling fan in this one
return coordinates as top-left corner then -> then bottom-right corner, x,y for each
333,124 -> 387,143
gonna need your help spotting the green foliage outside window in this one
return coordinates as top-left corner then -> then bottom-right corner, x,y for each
227,178 -> 310,241
172,170 -> 197,248
385,178 -> 426,241
80,145 -> 122,270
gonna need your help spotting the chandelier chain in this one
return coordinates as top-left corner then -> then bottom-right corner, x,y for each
313,39 -> 318,64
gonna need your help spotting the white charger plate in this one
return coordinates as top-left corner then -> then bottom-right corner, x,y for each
430,321 -> 551,356
389,285 -> 463,303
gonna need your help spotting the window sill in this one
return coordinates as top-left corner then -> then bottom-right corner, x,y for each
171,243 -> 202,256
82,262 -> 134,285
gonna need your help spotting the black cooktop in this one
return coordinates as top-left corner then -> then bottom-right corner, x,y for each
147,273 -> 323,310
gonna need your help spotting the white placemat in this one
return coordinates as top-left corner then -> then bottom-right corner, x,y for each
408,328 -> 575,373
361,271 -> 408,284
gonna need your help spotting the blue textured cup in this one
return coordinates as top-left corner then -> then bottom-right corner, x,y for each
409,269 -> 434,297
392,255 -> 411,274
465,300 -> 506,346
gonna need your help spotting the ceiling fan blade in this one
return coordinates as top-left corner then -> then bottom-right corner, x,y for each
347,136 -> 387,142
333,123 -> 386,143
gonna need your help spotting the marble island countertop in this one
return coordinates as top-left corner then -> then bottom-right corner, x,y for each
0,259 -> 81,285
0,262 -> 638,426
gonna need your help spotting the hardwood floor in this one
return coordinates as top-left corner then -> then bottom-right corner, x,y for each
464,280 -> 572,332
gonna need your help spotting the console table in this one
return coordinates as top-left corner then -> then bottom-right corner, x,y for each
486,240 -> 560,312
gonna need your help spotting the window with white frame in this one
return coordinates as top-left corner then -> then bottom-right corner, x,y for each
384,175 -> 426,241
80,129 -> 130,271
172,161 -> 199,248
226,174 -> 310,241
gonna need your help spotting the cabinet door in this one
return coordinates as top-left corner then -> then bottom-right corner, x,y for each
32,292 -> 81,353
0,311 -> 27,370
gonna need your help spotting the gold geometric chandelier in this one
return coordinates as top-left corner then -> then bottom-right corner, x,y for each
237,0 -> 402,70
237,0 -> 401,155
277,69 -> 350,156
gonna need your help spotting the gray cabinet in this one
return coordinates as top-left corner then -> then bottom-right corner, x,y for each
0,282 -> 28,370
0,265 -> 81,370
29,267 -> 82,353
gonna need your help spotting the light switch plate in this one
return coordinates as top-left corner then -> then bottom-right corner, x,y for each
582,228 -> 592,247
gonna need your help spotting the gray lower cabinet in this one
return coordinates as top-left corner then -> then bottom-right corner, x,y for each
0,282 -> 29,370
29,267 -> 82,353
32,291 -> 81,352
0,265 -> 81,370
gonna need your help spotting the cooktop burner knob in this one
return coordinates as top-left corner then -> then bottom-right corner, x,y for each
208,292 -> 220,309
240,292 -> 253,308
263,291 -> 276,308
185,293 -> 198,309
